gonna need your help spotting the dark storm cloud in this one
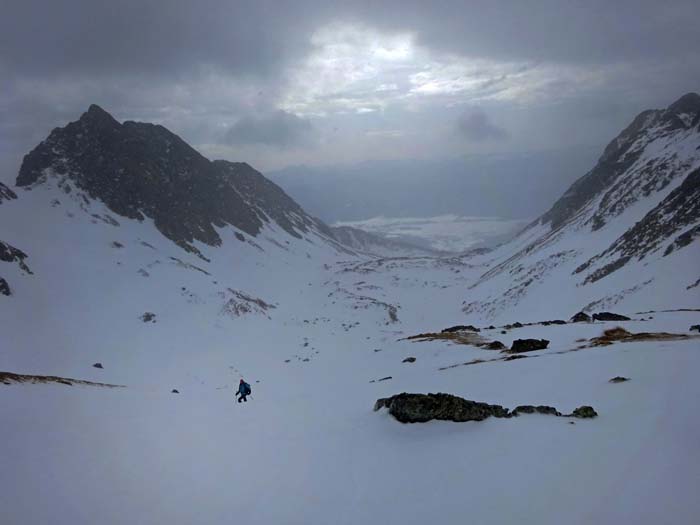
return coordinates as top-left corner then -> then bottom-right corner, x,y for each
226,111 -> 314,147
354,0 -> 700,65
3,1 -> 698,79
1,0 -> 699,179
0,0 -> 322,78
456,110 -> 507,142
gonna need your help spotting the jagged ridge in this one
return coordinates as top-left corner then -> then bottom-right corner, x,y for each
16,105 -> 331,254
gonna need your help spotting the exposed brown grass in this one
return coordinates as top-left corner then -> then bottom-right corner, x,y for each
588,327 -> 693,347
438,358 -> 491,371
0,371 -> 125,388
404,331 -> 487,346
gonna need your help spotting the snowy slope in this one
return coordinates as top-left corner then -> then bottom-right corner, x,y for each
1,98 -> 700,525
462,93 -> 700,322
329,224 -> 443,257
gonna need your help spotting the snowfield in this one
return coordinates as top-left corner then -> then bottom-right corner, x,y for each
2,95 -> 700,525
1,179 -> 699,525
333,214 -> 527,252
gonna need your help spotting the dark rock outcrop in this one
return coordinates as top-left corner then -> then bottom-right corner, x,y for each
0,182 -> 17,204
571,311 -> 592,323
690,325 -> 700,332
512,405 -> 561,416
571,406 -> 598,418
140,312 -> 156,323
609,376 -> 629,383
0,241 -> 31,274
374,393 -> 509,423
171,389 -> 180,394
0,278 -> 10,296
0,239 -> 32,296
402,357 -> 416,363
509,339 -> 549,353
442,324 -> 480,333
374,393 -> 598,423
593,312 -> 631,321
485,340 -> 506,350
92,363 -> 103,369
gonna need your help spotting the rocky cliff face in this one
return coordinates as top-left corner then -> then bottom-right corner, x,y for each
540,92 -> 700,233
0,182 -> 17,204
464,93 -> 700,319
576,166 -> 700,283
0,182 -> 22,295
16,105 -> 331,255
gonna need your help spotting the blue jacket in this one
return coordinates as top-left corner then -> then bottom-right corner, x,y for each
238,382 -> 251,395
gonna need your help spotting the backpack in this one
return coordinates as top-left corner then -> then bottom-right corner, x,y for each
243,382 -> 251,395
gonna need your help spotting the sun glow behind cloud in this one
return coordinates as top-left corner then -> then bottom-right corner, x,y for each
280,22 -> 605,117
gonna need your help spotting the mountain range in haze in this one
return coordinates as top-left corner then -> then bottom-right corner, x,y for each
268,147 -> 600,223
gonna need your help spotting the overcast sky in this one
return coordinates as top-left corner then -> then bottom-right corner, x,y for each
2,0 -> 699,179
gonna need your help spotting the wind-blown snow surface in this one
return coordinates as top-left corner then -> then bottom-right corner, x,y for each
2,179 -> 700,524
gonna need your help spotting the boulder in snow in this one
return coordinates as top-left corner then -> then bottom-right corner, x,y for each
509,339 -> 550,353
571,406 -> 598,418
571,311 -> 592,323
374,393 -> 510,423
374,393 -> 598,423
593,312 -> 631,321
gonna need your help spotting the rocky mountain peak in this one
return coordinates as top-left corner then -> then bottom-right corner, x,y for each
82,104 -> 120,124
539,93 -> 700,231
14,106 -> 330,256
667,92 -> 700,116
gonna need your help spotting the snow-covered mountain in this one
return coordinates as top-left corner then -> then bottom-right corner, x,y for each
15,104 -> 344,258
462,92 -> 700,321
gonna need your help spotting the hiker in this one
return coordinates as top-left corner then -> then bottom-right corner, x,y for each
237,379 -> 251,403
